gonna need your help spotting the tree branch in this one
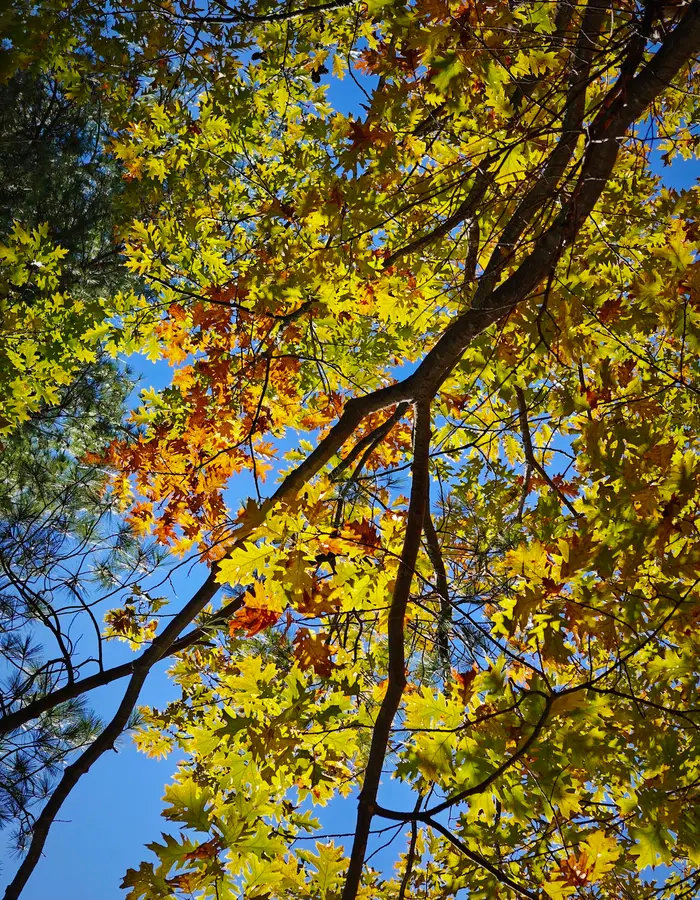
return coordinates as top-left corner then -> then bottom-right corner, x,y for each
0,594 -> 244,736
397,818 -> 419,900
162,0 -> 357,25
406,0 -> 700,402
423,508 -> 451,666
341,401 -> 433,900
372,692 -> 554,823
423,816 -> 540,900
385,0 -> 609,273
330,402 -> 409,482
425,692 -> 553,818
515,386 -> 579,517
2,572 -> 224,900
383,157 -> 494,268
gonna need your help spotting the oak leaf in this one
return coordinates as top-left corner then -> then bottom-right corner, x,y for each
293,629 -> 334,677
229,606 -> 280,637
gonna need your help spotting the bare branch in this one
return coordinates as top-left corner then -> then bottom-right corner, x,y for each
2,572 -> 223,900
514,386 -> 579,517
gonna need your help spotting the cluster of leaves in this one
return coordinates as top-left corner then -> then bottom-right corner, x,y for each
125,636 -> 361,898
0,220 -> 113,431
92,0 -> 700,894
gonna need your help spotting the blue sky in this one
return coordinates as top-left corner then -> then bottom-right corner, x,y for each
3,68 -> 700,899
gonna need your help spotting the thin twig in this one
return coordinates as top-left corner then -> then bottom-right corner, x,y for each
515,386 -> 579,517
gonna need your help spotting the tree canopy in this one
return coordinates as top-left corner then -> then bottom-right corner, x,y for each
3,1 -> 700,899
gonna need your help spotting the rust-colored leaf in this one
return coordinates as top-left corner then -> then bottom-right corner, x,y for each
293,629 -> 334,677
229,606 -> 280,637
183,838 -> 220,862
452,668 -> 477,705
342,519 -> 381,552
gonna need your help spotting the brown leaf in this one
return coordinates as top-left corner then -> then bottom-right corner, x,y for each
598,296 -> 623,324
617,358 -> 636,386
183,838 -> 220,862
295,578 -> 339,616
293,629 -> 334,677
647,441 -> 675,470
166,872 -> 204,892
452,667 -> 477,705
347,119 -> 393,154
342,518 -> 381,552
559,851 -> 591,887
104,606 -> 137,637
542,577 -> 564,596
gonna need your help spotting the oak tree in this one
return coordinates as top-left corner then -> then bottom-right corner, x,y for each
4,1 -> 700,900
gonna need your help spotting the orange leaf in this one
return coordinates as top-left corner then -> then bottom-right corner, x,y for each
559,850 -> 591,887
229,606 -> 280,637
453,668 -> 477,705
295,579 -> 339,616
166,872 -> 203,892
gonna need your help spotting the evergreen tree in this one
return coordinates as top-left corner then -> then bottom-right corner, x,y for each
0,70 -> 128,294
0,71 -> 154,849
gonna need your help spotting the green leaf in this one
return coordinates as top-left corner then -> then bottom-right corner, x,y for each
162,778 -> 213,833
630,823 -> 673,870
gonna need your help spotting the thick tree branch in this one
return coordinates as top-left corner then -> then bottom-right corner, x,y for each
341,401 -> 433,900
478,0 -> 612,287
386,0 -> 609,273
407,0 -> 700,402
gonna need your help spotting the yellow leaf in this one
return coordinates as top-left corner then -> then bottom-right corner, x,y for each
544,878 -> 575,900
581,830 -> 620,881
246,578 -> 286,613
506,541 -> 549,581
216,542 -> 277,586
